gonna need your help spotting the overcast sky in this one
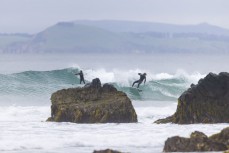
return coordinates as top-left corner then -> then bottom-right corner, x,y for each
0,0 -> 229,34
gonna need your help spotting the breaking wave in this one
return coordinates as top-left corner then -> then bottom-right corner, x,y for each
0,68 -> 205,105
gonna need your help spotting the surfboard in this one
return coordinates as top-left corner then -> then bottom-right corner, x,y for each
131,87 -> 142,92
72,84 -> 85,87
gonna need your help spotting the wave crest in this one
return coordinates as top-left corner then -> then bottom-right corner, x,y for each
0,68 -> 205,103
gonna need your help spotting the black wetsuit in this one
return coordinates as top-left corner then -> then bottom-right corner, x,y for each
132,73 -> 146,88
75,71 -> 85,84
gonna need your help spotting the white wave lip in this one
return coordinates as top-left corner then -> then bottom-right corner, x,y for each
82,68 -> 205,86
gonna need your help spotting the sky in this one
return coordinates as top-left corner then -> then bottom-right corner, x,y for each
0,0 -> 229,34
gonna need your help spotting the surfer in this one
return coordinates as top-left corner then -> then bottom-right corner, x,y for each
132,73 -> 147,88
75,70 -> 85,84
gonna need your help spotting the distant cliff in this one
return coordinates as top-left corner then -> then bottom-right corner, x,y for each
1,20 -> 229,54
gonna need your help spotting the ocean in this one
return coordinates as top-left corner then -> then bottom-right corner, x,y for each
0,54 -> 229,153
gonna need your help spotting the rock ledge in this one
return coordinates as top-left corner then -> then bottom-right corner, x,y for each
163,127 -> 229,152
47,78 -> 137,123
155,72 -> 229,124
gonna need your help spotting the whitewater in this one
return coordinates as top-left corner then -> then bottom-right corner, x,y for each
0,54 -> 229,153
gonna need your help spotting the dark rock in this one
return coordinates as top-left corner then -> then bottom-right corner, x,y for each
86,78 -> 102,89
102,83 -> 117,92
47,78 -> 137,123
190,131 -> 208,139
209,127 -> 229,147
163,127 -> 229,152
155,72 -> 229,124
190,83 -> 195,88
93,149 -> 123,153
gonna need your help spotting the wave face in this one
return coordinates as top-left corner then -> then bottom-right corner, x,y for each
0,68 -> 205,105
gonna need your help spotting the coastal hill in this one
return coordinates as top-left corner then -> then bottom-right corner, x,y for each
74,20 -> 229,35
1,20 -> 229,54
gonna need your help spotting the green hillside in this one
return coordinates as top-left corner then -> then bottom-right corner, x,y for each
31,23 -> 128,53
1,21 -> 229,54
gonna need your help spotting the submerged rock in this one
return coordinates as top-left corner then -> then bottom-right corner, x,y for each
163,127 -> 229,152
155,72 -> 229,124
93,149 -> 123,153
47,78 -> 137,123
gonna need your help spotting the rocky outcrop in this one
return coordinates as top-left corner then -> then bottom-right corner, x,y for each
209,127 -> 229,147
47,78 -> 137,123
163,127 -> 229,152
93,149 -> 123,153
155,72 -> 229,124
